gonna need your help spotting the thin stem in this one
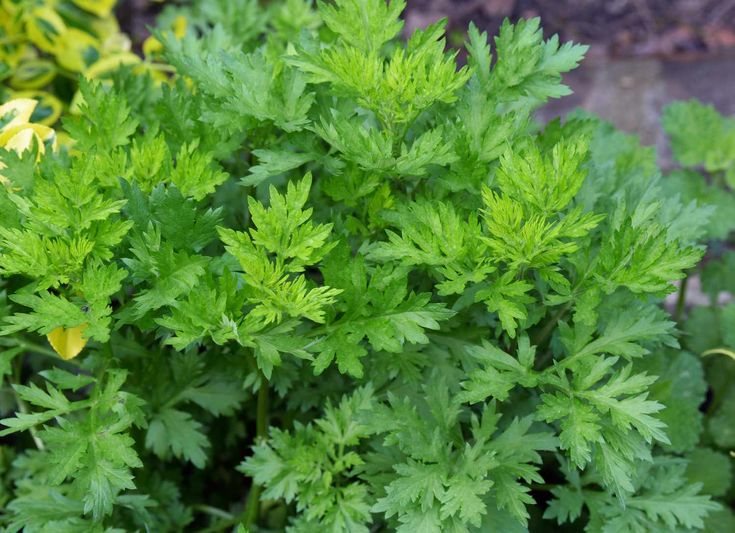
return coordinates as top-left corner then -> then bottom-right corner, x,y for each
243,372 -> 269,528
242,488 -> 261,529
532,302 -> 573,370
17,340 -> 62,360
193,505 -> 235,521
391,121 -> 411,157
674,275 -> 689,323
702,347 -> 735,362
255,375 -> 269,440
194,369 -> 270,532
195,511 -> 248,533
2,338 -> 81,373
11,356 -> 45,451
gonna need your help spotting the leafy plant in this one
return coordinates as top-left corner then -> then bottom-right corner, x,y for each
0,1 -> 728,531
660,99 -> 735,529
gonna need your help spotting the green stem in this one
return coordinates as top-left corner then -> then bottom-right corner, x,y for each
0,339 -> 81,373
193,504 -> 235,521
255,375 -> 269,440
391,121 -> 411,157
702,347 -> 735,362
243,372 -> 269,528
11,356 -> 45,451
196,512 -> 248,533
193,370 -> 270,533
17,340 -> 63,360
674,275 -> 689,323
533,302 -> 573,369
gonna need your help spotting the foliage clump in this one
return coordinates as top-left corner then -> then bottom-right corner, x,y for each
0,1 -> 729,531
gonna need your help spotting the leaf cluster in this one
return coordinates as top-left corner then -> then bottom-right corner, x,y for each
0,1 -> 728,532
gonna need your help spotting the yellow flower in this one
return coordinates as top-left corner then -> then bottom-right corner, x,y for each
46,324 -> 89,360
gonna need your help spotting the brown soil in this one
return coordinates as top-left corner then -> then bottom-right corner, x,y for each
405,0 -> 735,58
117,1 -> 735,59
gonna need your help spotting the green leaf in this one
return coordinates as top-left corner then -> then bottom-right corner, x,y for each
169,141 -> 229,200
551,456 -> 720,531
155,271 -> 244,350
686,448 -> 733,498
317,251 -> 453,377
146,407 -> 209,469
372,461 -> 446,517
662,169 -> 735,241
239,387 -> 374,530
121,179 -> 223,253
318,0 -> 405,53
709,388 -> 735,448
458,337 -> 538,404
491,18 -> 587,103
662,100 -> 735,172
475,273 -> 534,338
3,291 -> 88,336
164,36 -> 314,133
637,350 -> 707,453
565,307 -> 678,362
369,200 -> 493,295
243,149 -> 315,187
124,227 -> 210,319
0,346 -> 22,380
63,79 -> 139,152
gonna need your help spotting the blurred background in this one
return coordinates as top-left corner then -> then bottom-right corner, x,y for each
117,0 -> 735,166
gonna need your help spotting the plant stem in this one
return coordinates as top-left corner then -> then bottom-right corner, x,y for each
243,372 -> 269,528
17,340 -> 62,360
532,302 -> 573,370
196,511 -> 248,533
702,347 -> 735,362
674,275 -> 689,323
11,356 -> 45,451
193,370 -> 270,533
533,303 -> 572,349
255,375 -> 269,440
193,505 -> 235,521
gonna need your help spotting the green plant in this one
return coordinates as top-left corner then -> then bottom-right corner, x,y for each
659,100 -> 735,529
0,1 -> 727,531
